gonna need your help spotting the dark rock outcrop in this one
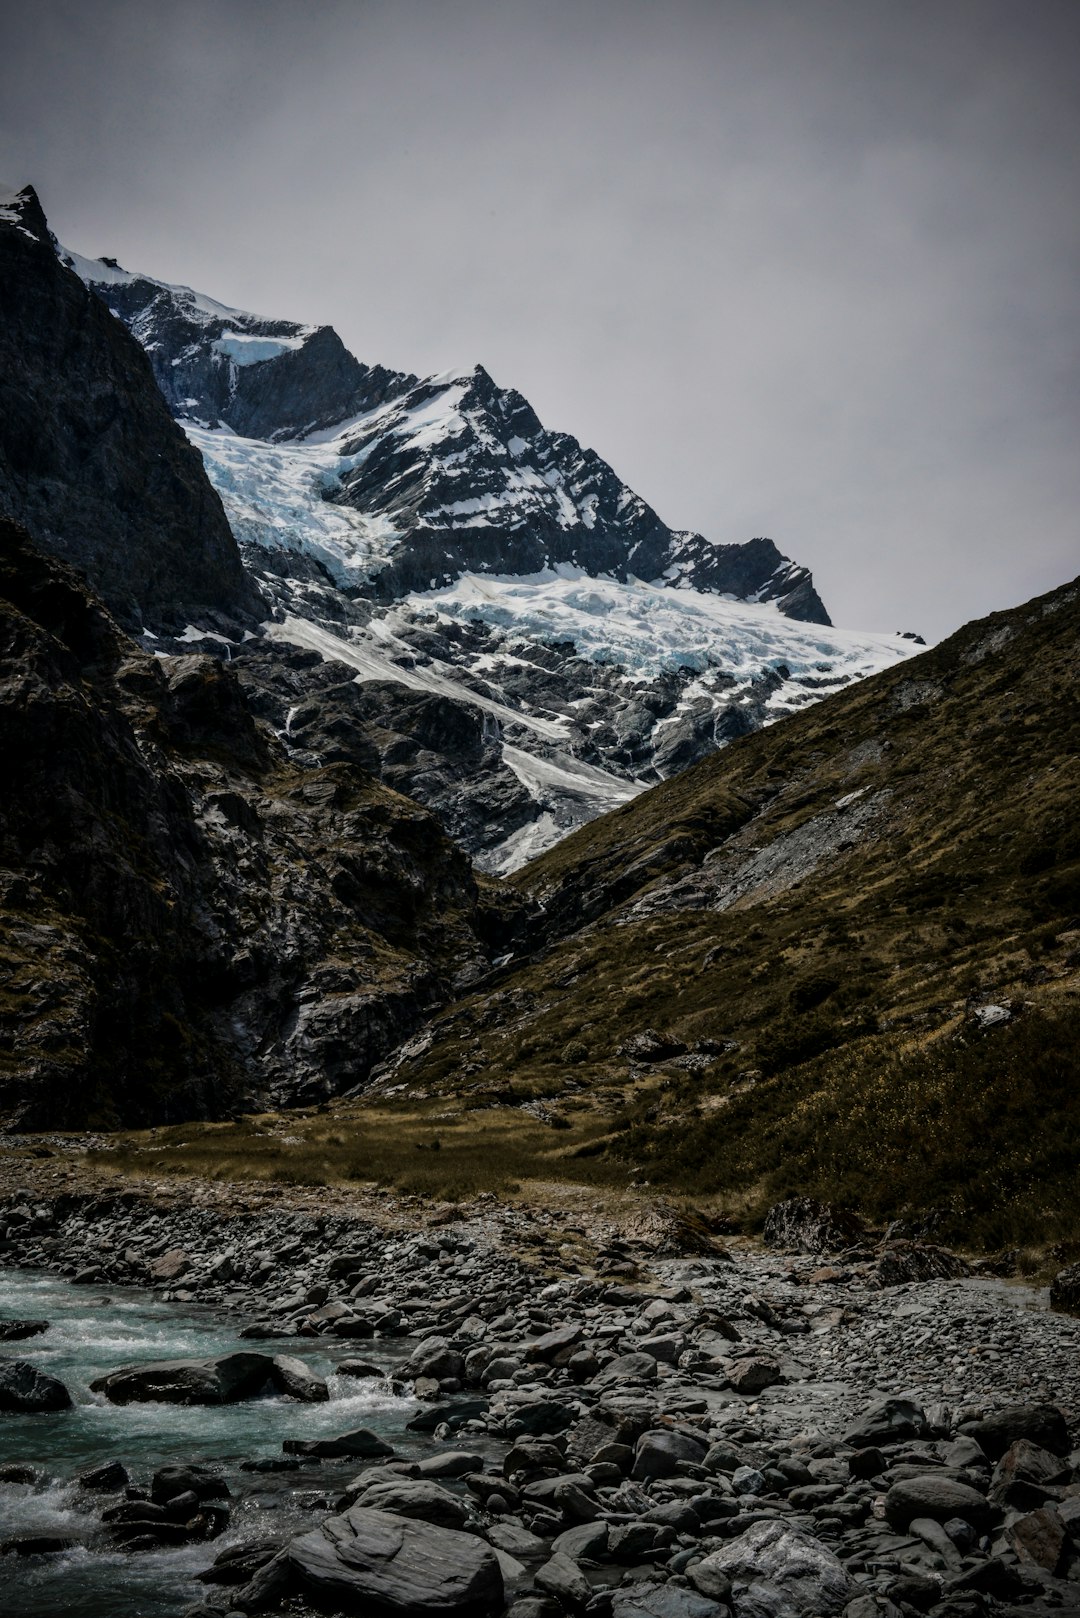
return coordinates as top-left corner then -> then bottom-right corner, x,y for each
0,185 -> 259,631
0,1358 -> 72,1413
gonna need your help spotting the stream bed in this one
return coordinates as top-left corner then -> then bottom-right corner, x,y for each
0,1268 -> 423,1617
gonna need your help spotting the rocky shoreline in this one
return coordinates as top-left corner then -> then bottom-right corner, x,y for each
2,1175 -> 1080,1618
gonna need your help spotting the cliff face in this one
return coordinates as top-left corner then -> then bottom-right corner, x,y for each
0,521 -> 490,1128
0,185 -> 259,632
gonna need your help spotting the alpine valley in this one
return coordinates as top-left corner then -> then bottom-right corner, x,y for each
2,181 -> 1080,1618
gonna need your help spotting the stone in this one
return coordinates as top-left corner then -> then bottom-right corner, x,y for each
288,1506 -> 503,1617
632,1428 -> 709,1481
337,1359 -> 385,1379
0,1320 -> 48,1342
844,1397 -> 928,1449
989,1437 -> 1068,1504
959,1403 -> 1070,1460
728,1355 -> 784,1394
524,1323 -> 584,1361
1007,1505 -> 1067,1572
353,1478 -> 469,1530
269,1354 -> 329,1402
89,1353 -> 273,1405
594,1352 -> 664,1392
883,1476 -> 994,1533
401,1336 -> 466,1383
197,1538 -> 282,1586
416,1450 -> 485,1479
0,1358 -> 72,1413
149,1248 -> 191,1282
1049,1260 -> 1080,1316
694,1520 -> 853,1617
151,1465 -> 230,1505
620,1029 -> 688,1062
78,1460 -> 129,1492
762,1197 -> 864,1254
874,1243 -> 972,1286
611,1584 -> 725,1618
552,1520 -> 609,1561
283,1427 -> 394,1460
534,1551 -> 591,1608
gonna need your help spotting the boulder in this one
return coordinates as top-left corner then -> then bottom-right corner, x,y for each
288,1505 -> 503,1617
844,1397 -> 928,1449
1006,1505 -> 1067,1572
884,1476 -> 994,1533
283,1426 -> 393,1460
959,1403 -> 1070,1460
633,1427 -> 709,1481
728,1355 -> 784,1394
269,1355 -> 329,1402
352,1478 -> 469,1529
762,1197 -> 864,1255
0,1359 -> 72,1413
0,1321 -> 48,1342
89,1352 -> 272,1405
401,1336 -> 465,1383
151,1465 -> 229,1505
1049,1260 -> 1080,1316
696,1520 -> 853,1617
620,1029 -> 688,1062
611,1584 -> 725,1618
534,1551 -> 591,1608
874,1242 -> 972,1286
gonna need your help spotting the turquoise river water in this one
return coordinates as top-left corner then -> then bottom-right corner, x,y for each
0,1268 -> 428,1617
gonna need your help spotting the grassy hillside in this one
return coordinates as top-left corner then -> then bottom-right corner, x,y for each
94,575 -> 1080,1252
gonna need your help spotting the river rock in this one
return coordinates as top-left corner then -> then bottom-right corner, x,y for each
632,1427 -> 709,1481
0,1358 -> 72,1413
844,1397 -> 928,1448
0,1320 -> 48,1342
90,1352 -> 273,1405
884,1476 -> 994,1532
694,1520 -> 853,1618
611,1586 -> 727,1618
283,1426 -> 394,1459
351,1478 -> 469,1529
288,1505 -> 503,1616
269,1354 -> 329,1402
151,1464 -> 230,1504
728,1354 -> 784,1394
1007,1505 -> 1068,1571
958,1403 -> 1070,1460
534,1550 -> 591,1608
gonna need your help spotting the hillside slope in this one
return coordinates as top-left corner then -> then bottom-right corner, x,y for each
369,573 -> 1080,1246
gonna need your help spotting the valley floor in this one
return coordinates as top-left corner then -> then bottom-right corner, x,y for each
2,1143 -> 1079,1617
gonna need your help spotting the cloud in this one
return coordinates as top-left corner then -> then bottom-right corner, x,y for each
4,0 -> 1078,637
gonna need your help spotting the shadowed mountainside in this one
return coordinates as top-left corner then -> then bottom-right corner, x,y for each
0,522 -> 491,1128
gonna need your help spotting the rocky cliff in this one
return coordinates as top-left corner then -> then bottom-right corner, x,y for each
0,186 -> 259,633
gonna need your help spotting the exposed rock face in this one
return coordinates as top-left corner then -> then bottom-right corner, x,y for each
0,185 -> 258,632
70,254 -> 829,624
61,248 -> 412,440
0,523 -> 489,1126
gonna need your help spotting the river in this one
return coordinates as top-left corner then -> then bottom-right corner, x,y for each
0,1268 -> 424,1616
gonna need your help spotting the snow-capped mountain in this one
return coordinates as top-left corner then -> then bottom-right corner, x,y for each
63,243 -> 923,869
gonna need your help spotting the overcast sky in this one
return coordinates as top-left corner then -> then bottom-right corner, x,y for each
4,0 -> 1078,638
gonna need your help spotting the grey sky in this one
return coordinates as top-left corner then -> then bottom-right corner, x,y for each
4,0 -> 1078,638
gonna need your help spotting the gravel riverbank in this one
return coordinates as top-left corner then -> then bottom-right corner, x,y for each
2,1167 -> 1079,1618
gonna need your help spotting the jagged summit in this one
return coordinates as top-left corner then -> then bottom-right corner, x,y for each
68,242 -> 830,623
61,244 -> 413,441
4,195 -> 916,869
